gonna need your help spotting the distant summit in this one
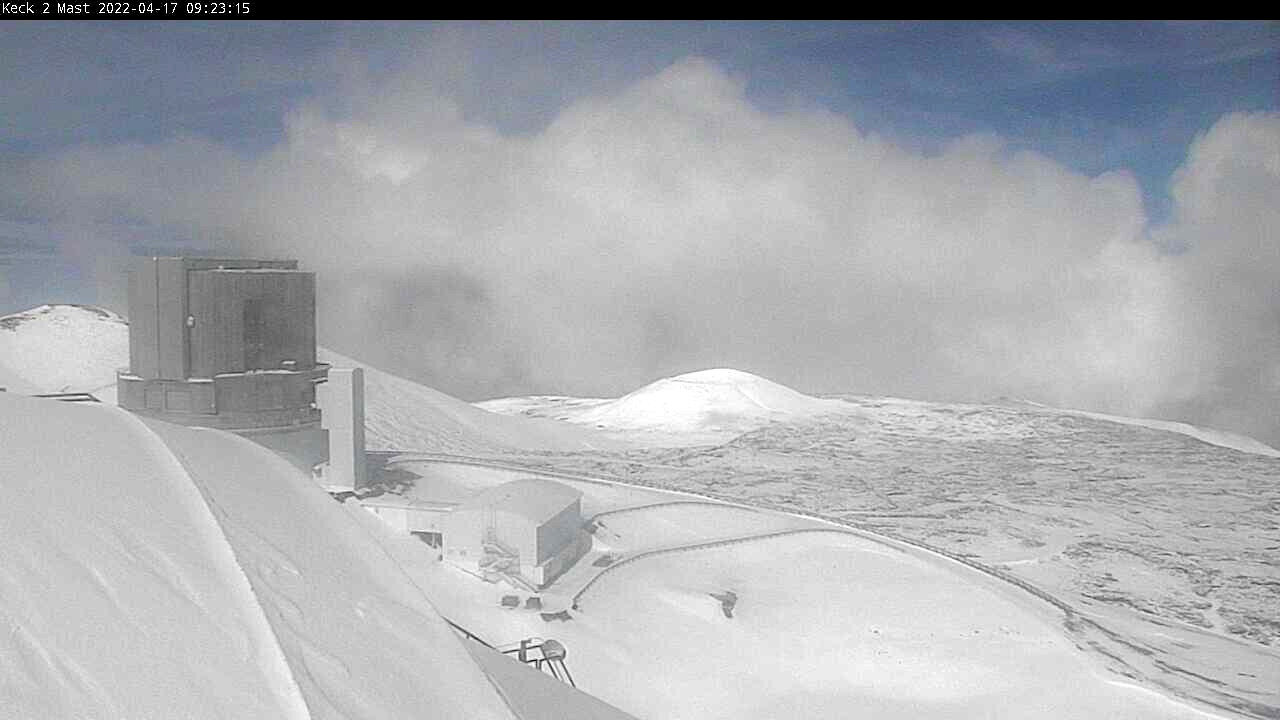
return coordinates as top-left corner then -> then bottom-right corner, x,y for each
512,368 -> 851,439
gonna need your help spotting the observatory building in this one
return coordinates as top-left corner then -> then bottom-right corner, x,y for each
116,257 -> 331,473
442,478 -> 589,586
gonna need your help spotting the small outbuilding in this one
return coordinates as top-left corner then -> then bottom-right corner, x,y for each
443,478 -> 588,586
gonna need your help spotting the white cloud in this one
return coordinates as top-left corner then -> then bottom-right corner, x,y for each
10,57 -> 1279,445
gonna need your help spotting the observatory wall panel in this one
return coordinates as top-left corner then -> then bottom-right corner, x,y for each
495,511 -> 539,564
155,258 -> 188,380
443,507 -> 485,562
187,270 -> 316,377
536,501 -> 582,565
127,257 -> 160,377
187,270 -> 244,377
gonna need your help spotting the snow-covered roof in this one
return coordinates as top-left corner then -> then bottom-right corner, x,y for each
456,478 -> 582,521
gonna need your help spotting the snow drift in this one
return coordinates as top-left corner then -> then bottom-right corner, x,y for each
0,392 -> 309,719
0,391 -> 520,718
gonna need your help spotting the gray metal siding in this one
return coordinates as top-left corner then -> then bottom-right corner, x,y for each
127,257 -> 160,378
186,270 -> 316,377
535,500 -> 582,565
188,271 -> 247,377
155,258 -> 187,379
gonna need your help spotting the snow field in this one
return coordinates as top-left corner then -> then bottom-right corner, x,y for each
566,531 -> 1228,720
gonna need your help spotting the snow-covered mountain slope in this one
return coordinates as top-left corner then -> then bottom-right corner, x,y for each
1030,403 -> 1280,458
478,368 -> 852,444
318,348 -> 621,454
0,304 -> 127,395
0,304 -> 617,454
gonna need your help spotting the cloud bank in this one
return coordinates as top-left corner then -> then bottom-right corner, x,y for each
8,57 -> 1279,445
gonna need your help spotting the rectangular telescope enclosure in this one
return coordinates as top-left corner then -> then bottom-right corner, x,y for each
118,258 -> 330,471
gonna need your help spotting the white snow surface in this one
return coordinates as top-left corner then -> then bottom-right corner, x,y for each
0,392 -> 308,719
0,304 -> 127,395
570,532 -> 1226,720
143,417 -> 519,719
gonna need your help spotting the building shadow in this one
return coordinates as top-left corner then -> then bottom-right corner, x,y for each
361,451 -> 420,497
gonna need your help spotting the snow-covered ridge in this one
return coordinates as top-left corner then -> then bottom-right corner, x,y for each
318,347 -> 621,453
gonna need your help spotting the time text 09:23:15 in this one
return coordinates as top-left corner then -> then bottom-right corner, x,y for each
3,1 -> 252,15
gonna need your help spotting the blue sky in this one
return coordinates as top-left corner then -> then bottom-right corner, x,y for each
1,21 -> 1278,444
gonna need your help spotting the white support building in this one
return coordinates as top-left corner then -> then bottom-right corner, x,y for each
443,479 -> 588,587
316,367 -> 367,492
361,497 -> 456,536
